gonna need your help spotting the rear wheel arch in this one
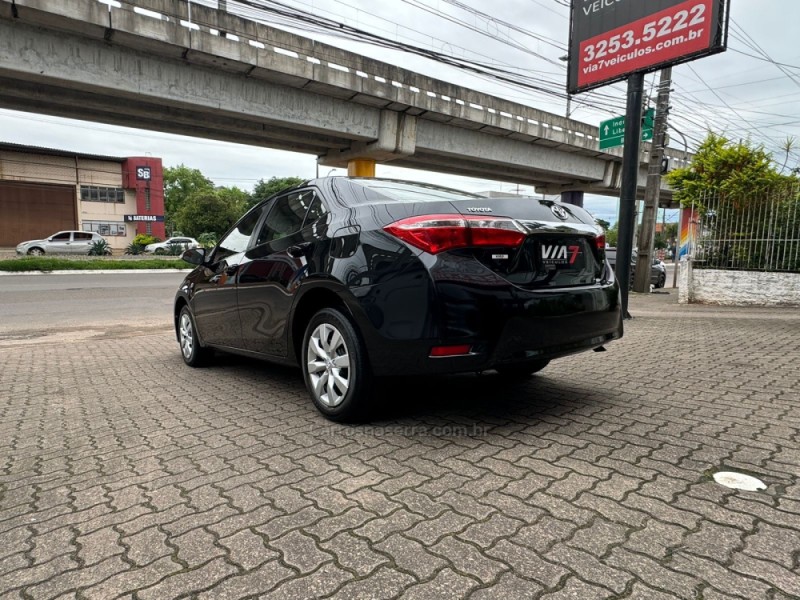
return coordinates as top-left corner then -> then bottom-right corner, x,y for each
290,286 -> 352,364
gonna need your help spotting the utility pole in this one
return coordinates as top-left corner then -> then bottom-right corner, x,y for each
633,67 -> 672,293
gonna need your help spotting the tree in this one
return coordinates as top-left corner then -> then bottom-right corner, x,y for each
595,218 -> 611,231
665,134 -> 793,208
250,176 -> 304,207
163,165 -> 214,227
174,190 -> 247,239
667,134 -> 800,271
216,186 -> 252,212
605,221 -> 618,247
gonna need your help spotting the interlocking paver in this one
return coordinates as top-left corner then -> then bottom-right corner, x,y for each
269,529 -> 335,573
195,559 -> 294,599
396,567 -> 478,600
538,576 -> 612,599
429,535 -> 509,584
486,540 -> 569,588
219,528 -> 278,570
470,571 -> 544,599
25,557 -> 128,600
2,292 -> 799,598
319,531 -> 389,576
137,557 -> 240,600
671,551 -> 773,599
258,562 -> 352,600
325,566 -> 415,599
375,534 -> 447,579
405,510 -> 473,546
622,518 -> 688,559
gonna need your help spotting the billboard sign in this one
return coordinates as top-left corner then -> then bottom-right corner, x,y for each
568,0 -> 730,94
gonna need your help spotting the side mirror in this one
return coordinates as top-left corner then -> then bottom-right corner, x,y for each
181,247 -> 206,265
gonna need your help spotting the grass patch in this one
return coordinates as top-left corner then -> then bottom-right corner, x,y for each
0,257 -> 188,272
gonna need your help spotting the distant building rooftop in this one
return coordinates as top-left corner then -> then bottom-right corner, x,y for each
0,141 -> 125,163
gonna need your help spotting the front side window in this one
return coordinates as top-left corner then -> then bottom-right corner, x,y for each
256,190 -> 318,246
51,232 -> 71,241
214,208 -> 262,263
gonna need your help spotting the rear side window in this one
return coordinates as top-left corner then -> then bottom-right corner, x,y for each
256,190 -> 318,245
73,232 -> 94,240
302,195 -> 328,227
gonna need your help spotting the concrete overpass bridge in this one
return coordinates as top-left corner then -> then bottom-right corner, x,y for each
0,0 -> 689,206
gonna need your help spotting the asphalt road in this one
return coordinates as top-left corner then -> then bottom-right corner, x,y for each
0,265 -> 678,342
0,271 -> 186,338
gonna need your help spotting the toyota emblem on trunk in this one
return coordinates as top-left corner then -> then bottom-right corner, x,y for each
550,204 -> 569,220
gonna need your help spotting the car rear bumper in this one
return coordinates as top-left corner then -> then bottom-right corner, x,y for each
358,268 -> 622,377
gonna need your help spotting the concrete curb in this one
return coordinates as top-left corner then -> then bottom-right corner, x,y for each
0,269 -> 191,276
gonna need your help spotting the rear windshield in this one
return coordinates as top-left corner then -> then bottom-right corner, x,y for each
349,179 -> 484,203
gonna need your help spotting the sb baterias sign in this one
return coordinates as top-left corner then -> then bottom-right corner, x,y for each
568,0 -> 730,94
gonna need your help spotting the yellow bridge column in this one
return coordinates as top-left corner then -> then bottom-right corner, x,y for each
347,159 -> 376,177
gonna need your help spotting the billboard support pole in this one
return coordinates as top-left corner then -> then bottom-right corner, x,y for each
617,72 -> 645,319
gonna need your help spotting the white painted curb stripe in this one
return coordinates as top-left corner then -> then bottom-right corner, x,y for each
0,269 -> 191,276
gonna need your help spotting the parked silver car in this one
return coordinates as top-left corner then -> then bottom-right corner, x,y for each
15,231 -> 107,255
144,237 -> 199,254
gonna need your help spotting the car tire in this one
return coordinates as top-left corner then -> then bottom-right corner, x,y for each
154,248 -> 166,255
495,359 -> 550,379
177,306 -> 213,367
302,307 -> 371,422
27,247 -> 45,256
656,273 -> 666,288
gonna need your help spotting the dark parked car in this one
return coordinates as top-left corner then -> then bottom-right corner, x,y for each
605,247 -> 667,288
174,178 -> 622,421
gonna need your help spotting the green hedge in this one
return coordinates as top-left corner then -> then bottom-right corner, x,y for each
0,258 -> 188,272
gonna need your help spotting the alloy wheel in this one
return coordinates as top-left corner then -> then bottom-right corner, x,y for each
179,312 -> 194,359
306,323 -> 351,407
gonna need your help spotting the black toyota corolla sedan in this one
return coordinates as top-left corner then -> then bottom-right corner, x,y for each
174,178 -> 622,421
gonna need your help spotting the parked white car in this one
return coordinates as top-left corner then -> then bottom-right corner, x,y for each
144,237 -> 200,254
16,231 -> 108,255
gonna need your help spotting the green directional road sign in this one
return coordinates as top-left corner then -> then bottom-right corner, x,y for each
599,116 -> 626,150
599,109 -> 654,150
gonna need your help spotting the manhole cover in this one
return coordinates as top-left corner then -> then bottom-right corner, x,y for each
713,471 -> 767,491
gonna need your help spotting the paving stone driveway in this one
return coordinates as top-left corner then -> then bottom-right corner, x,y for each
1,292 -> 799,599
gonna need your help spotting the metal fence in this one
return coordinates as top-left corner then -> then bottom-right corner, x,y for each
691,186 -> 800,272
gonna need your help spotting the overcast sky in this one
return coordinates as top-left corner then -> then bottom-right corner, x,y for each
1,0 -> 798,225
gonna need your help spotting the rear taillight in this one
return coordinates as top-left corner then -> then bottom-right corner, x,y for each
595,234 -> 606,249
384,214 -> 526,254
